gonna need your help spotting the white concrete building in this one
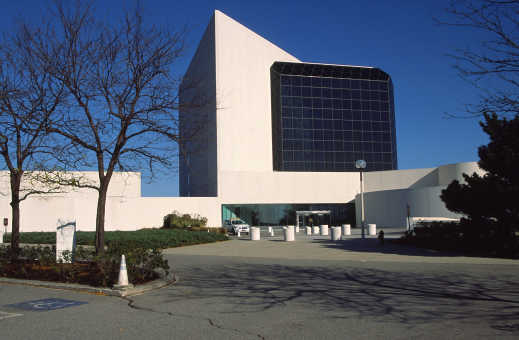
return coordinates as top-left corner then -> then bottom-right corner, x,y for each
0,10 -> 481,233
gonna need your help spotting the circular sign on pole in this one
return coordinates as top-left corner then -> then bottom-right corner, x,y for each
355,159 -> 366,169
355,159 -> 367,239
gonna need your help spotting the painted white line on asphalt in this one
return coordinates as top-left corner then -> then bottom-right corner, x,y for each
0,311 -> 23,320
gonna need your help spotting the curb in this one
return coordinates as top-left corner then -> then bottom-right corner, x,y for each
0,273 -> 178,297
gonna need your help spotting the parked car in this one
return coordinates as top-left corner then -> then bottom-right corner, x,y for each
224,219 -> 250,235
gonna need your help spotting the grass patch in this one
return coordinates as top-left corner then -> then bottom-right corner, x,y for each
3,228 -> 228,249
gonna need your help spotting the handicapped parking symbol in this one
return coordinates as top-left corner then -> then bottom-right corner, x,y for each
6,298 -> 87,311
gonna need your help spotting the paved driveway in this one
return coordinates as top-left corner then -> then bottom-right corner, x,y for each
1,233 -> 518,339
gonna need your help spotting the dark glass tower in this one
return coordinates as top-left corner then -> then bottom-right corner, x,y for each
271,62 -> 397,172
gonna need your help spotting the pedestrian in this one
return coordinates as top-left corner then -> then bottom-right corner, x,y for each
378,230 -> 385,245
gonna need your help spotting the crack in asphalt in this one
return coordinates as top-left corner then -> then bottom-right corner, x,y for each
119,295 -> 266,340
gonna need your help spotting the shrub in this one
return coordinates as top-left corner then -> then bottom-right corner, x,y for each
163,210 -> 208,228
2,228 -> 228,249
105,241 -> 169,282
397,220 -> 519,258
0,242 -> 170,287
440,113 -> 519,253
3,232 -> 56,245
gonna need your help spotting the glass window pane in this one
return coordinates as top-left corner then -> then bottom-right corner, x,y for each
311,77 -> 322,87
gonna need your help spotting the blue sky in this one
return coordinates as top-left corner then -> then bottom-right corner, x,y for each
0,0 -> 489,196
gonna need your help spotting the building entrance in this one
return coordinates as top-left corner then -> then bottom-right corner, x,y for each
296,210 -> 331,229
222,204 -> 352,227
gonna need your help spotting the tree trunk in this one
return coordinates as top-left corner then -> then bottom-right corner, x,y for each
95,186 -> 108,255
9,171 -> 21,255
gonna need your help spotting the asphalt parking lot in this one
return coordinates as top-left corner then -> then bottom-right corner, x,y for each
1,230 -> 518,339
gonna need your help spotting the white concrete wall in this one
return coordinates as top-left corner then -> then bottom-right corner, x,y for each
437,162 -> 485,186
214,10 -> 300,178
1,195 -> 222,233
364,167 -> 437,192
180,10 -> 301,197
355,186 -> 460,228
0,171 -> 141,199
0,171 -> 142,232
110,197 -> 221,230
218,170 -> 359,204
355,162 -> 483,227
179,13 -> 218,197
0,161 -> 483,232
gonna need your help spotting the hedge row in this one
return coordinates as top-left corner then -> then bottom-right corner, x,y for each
2,228 -> 228,249
396,220 -> 519,258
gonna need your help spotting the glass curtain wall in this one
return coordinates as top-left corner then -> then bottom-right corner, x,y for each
271,62 -> 398,172
222,203 -> 355,227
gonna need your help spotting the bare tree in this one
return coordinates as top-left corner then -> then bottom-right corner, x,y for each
0,27 -> 65,252
27,1 -> 206,253
440,0 -> 519,117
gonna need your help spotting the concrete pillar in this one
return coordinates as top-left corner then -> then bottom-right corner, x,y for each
0,230 -> 4,244
250,227 -> 260,241
306,226 -> 312,235
368,224 -> 377,236
320,225 -> 329,236
342,224 -> 351,236
331,227 -> 341,241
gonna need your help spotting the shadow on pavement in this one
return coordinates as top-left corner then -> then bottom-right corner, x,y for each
312,238 -> 463,257
161,260 -> 519,333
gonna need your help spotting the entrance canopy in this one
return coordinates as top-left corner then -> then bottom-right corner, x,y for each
296,210 -> 332,227
296,210 -> 331,216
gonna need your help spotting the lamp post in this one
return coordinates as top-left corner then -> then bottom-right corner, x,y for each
355,159 -> 366,239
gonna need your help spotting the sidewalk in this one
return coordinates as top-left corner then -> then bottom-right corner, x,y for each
164,229 -> 519,265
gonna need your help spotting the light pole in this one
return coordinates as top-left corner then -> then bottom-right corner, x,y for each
355,159 -> 366,239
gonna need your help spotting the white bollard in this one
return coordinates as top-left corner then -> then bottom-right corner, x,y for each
250,227 -> 260,241
306,226 -> 312,235
369,224 -> 377,236
312,226 -> 320,235
268,226 -> 273,234
295,226 -> 299,233
237,230 -> 241,237
342,224 -> 351,236
56,219 -> 76,263
331,227 -> 342,241
284,226 -> 295,242
320,225 -> 329,236
0,230 -> 4,244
